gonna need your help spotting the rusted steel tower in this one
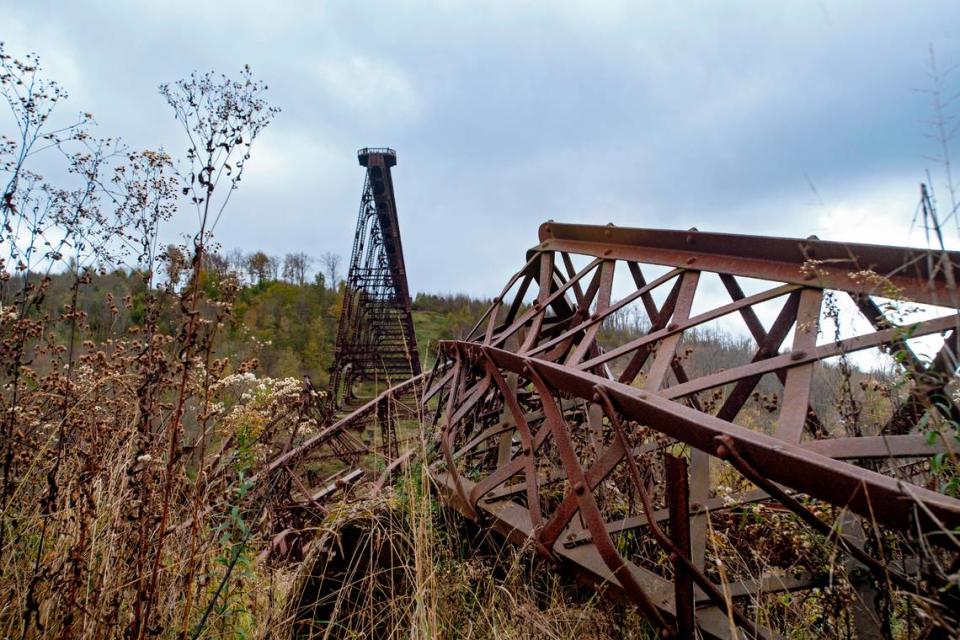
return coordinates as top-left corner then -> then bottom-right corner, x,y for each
328,148 -> 421,411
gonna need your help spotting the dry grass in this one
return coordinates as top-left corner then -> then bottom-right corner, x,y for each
279,456 -> 659,640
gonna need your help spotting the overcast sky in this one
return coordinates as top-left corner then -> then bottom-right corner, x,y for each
3,1 -> 959,296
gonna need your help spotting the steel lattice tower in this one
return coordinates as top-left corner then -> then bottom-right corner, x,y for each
328,148 -> 421,411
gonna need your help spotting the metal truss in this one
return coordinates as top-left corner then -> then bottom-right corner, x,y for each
257,373 -> 428,561
421,222 -> 960,638
328,148 -> 421,412
260,149 -> 423,554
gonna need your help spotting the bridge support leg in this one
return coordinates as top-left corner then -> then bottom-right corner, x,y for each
667,454 -> 695,640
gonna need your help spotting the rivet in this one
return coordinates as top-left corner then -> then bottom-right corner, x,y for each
685,234 -> 695,245
685,257 -> 696,265
716,444 -> 730,458
604,249 -> 612,256
790,350 -> 806,361
574,481 -> 586,495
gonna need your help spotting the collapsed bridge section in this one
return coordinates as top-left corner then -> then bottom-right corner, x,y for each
422,222 -> 960,639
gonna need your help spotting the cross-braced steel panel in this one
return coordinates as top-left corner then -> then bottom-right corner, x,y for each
422,222 -> 960,638
328,148 -> 421,412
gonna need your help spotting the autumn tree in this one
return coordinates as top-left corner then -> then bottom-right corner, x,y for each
203,251 -> 229,279
227,247 -> 246,279
266,254 -> 280,281
246,250 -> 271,283
320,251 -> 342,290
282,251 -> 313,285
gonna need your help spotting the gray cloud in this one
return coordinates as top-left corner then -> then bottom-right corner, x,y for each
2,0 -> 959,295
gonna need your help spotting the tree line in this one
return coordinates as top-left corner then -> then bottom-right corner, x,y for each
183,248 -> 344,288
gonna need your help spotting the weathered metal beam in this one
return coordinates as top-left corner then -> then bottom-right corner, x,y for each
537,222 -> 960,306
424,222 -> 960,638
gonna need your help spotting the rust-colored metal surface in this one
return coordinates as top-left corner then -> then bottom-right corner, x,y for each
262,151 -> 425,539
421,222 -> 960,638
328,148 -> 421,412
258,373 -> 427,561
263,373 -> 427,481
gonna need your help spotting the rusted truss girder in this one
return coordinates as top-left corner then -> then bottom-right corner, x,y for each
262,373 -> 427,481
254,373 -> 427,561
328,148 -> 421,411
422,222 -> 960,639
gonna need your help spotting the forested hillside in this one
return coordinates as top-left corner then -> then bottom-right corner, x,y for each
27,260 -> 492,386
